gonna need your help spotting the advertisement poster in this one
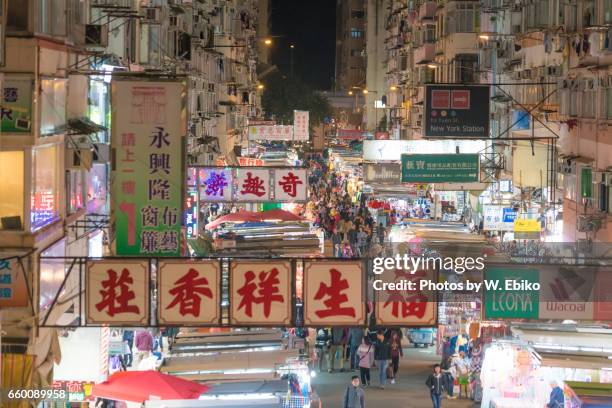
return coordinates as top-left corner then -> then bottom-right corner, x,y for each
538,266 -> 596,320
1,77 -> 32,133
158,260 -> 221,325
111,79 -> 186,256
248,125 -> 294,141
86,260 -> 149,325
484,267 -> 539,319
303,261 -> 365,326
230,260 -> 293,326
401,153 -> 480,183
424,85 -> 490,138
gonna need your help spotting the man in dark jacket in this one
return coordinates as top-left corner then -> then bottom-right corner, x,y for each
426,364 -> 447,408
348,327 -> 364,370
374,330 -> 391,389
343,376 -> 365,408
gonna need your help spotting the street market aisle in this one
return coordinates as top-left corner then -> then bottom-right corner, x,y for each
313,347 -> 478,408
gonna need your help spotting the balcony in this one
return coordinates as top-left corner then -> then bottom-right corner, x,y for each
414,43 -> 435,64
419,2 -> 437,21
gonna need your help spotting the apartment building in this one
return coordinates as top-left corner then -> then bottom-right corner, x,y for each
336,0 -> 367,91
0,0 -> 264,386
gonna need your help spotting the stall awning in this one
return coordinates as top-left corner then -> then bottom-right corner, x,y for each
512,327 -> 612,357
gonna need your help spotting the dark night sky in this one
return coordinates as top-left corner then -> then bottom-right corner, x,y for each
269,0 -> 336,90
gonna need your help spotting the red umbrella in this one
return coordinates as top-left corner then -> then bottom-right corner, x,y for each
259,209 -> 305,222
205,210 -> 261,230
92,371 -> 208,403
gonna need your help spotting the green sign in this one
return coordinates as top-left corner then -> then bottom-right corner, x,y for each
1,78 -> 32,133
112,80 -> 186,256
484,267 -> 540,319
401,153 -> 479,183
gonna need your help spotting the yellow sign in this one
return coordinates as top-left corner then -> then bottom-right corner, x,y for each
514,219 -> 541,232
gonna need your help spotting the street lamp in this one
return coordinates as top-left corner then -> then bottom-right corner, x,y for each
257,84 -> 264,90
264,38 -> 273,46
362,89 -> 369,94
348,91 -> 353,95
389,85 -> 397,91
290,44 -> 295,77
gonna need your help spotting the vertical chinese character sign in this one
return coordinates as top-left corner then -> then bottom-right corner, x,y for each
87,261 -> 149,324
111,80 -> 186,256
303,261 -> 365,326
158,260 -> 220,325
293,110 -> 309,141
375,267 -> 437,326
230,260 -> 292,325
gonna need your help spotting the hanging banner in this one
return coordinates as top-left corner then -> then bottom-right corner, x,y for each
375,267 -> 437,326
293,110 -> 309,141
158,260 -> 221,325
538,266 -> 596,320
424,84 -> 490,138
274,168 -> 308,201
248,125 -> 294,141
235,168 -> 271,202
303,261 -> 365,326
229,260 -> 293,326
193,167 -> 308,203
86,260 -> 149,325
0,256 -> 28,308
484,267 -> 539,319
1,77 -> 32,133
111,79 -> 186,256
363,163 -> 401,184
401,153 -> 480,183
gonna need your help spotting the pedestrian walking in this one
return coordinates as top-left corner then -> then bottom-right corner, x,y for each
357,337 -> 374,387
315,328 -> 331,372
343,376 -> 365,408
452,351 -> 470,398
426,364 -> 447,408
389,330 -> 403,384
122,329 -> 134,367
328,327 -> 348,372
547,380 -> 564,408
373,330 -> 391,389
133,329 -> 153,369
348,327 -> 364,370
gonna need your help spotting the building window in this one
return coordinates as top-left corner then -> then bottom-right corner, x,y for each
350,49 -> 362,57
605,86 -> 612,119
350,29 -> 364,38
68,170 -> 85,215
582,87 -> 596,118
37,0 -> 67,36
7,0 -> 29,32
453,3 -> 480,33
0,151 -> 24,230
32,145 -> 60,230
40,78 -> 67,136
351,10 -> 365,18
563,173 -> 577,201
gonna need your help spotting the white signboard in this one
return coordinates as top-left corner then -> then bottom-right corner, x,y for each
248,125 -> 294,141
235,168 -> 271,202
363,140 -> 486,161
293,110 -> 309,141
274,168 -> 308,201
483,205 -> 515,231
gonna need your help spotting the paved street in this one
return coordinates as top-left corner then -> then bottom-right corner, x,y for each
313,347 -> 477,408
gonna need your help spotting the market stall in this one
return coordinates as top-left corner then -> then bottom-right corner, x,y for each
565,381 -> 612,407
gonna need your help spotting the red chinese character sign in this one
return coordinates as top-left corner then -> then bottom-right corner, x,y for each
87,261 -> 149,324
158,260 -> 220,325
235,169 -> 270,202
374,267 -> 437,326
303,261 -> 365,326
230,260 -> 292,325
274,169 -> 307,202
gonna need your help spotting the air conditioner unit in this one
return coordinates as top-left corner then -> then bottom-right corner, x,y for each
142,7 -> 162,24
76,24 -> 108,47
93,143 -> 109,163
66,148 -> 93,170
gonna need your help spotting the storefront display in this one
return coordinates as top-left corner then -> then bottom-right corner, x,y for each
32,144 -> 60,230
0,151 -> 25,230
